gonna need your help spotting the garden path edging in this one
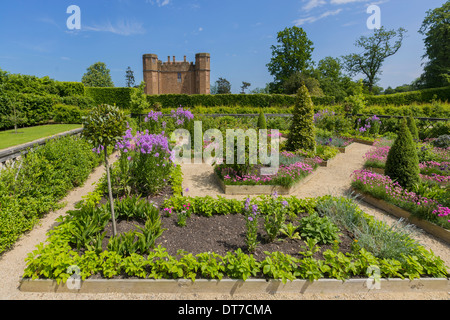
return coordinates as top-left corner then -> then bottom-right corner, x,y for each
352,188 -> 450,244
18,278 -> 450,294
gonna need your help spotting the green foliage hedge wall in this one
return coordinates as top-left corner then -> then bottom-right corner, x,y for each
365,86 -> 450,106
85,87 -> 134,109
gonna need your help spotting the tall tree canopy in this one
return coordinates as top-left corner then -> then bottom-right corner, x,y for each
82,62 -> 114,87
418,1 -> 450,88
266,26 -> 314,91
342,27 -> 407,93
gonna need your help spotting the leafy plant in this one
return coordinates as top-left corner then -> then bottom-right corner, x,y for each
298,212 -> 341,245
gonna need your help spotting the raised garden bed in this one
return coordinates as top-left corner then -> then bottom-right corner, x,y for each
214,170 -> 315,195
352,188 -> 450,244
19,277 -> 450,294
21,195 -> 450,289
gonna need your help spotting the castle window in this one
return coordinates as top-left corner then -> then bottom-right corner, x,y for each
177,73 -> 182,83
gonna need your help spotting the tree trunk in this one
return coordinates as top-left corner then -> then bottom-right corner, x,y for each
104,148 -> 118,237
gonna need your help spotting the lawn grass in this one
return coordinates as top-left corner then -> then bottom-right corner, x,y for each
0,124 -> 83,150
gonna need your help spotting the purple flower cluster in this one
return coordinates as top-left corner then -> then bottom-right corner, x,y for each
144,110 -> 163,123
314,109 -> 335,123
92,145 -> 105,155
171,107 -> 194,126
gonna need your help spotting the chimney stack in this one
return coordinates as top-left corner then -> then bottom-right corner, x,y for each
167,56 -> 170,63
184,55 -> 187,62
173,56 -> 176,63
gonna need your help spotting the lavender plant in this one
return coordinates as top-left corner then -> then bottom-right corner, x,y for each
244,198 -> 259,252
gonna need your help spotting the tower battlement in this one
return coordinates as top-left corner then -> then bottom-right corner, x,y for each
143,53 -> 210,95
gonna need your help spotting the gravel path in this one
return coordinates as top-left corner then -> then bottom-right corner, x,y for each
0,144 -> 448,300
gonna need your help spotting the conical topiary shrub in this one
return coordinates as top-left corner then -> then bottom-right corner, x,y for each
385,118 -> 420,190
257,110 -> 267,130
407,116 -> 419,141
286,85 -> 316,152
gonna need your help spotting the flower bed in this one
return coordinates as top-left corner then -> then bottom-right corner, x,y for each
22,195 -> 450,285
351,169 -> 450,230
363,139 -> 450,186
214,151 -> 318,195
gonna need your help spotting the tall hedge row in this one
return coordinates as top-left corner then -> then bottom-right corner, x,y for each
85,87 -> 134,109
365,86 -> 450,106
145,93 -> 335,108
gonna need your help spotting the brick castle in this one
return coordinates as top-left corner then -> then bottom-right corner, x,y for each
142,53 -> 210,95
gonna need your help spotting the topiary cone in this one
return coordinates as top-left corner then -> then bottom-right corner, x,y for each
286,85 -> 316,152
384,118 -> 420,190
257,110 -> 267,130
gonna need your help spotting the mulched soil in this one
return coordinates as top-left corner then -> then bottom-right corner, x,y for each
156,212 -> 355,261
99,183 -> 355,261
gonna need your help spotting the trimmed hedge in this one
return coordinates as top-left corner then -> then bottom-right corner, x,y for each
365,86 -> 450,106
146,94 -> 335,109
85,87 -> 134,109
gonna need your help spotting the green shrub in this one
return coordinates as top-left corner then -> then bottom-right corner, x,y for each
385,119 -> 420,190
257,111 -> 267,130
286,85 -> 316,152
407,116 -> 419,140
432,135 -> 450,149
53,104 -> 86,124
0,136 -> 101,254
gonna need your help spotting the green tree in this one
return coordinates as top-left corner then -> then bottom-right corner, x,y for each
82,104 -> 127,237
82,62 -> 114,87
385,119 -> 420,190
313,56 -> 357,101
216,77 -> 231,94
342,27 -> 407,93
125,66 -> 136,88
282,72 -> 323,96
240,81 -> 251,94
267,26 -> 314,90
130,81 -> 149,116
286,85 -> 316,153
418,1 -> 450,88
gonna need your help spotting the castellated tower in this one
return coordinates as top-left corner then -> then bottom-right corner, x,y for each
143,53 -> 210,95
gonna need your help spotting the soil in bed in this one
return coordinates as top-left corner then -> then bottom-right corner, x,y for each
98,184 -> 354,262
156,212 -> 354,262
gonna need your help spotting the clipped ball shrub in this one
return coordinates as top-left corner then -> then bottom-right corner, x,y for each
385,118 -> 420,190
286,85 -> 316,152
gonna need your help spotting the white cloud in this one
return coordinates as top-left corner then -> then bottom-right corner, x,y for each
330,0 -> 367,4
302,0 -> 327,11
146,0 -> 171,7
84,20 -> 145,36
294,9 -> 343,25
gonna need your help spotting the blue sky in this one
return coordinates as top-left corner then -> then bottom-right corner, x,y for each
0,0 -> 446,93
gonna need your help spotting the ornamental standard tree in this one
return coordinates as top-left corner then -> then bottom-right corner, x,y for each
286,85 -> 316,153
82,62 -> 114,87
385,118 -> 420,190
82,104 -> 127,236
